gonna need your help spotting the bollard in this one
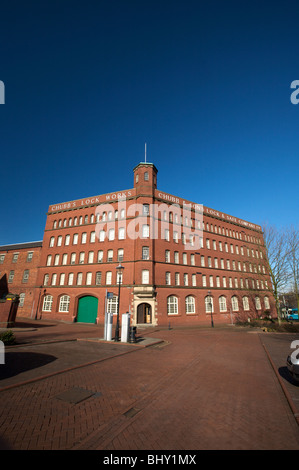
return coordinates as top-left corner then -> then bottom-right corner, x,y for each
129,326 -> 137,343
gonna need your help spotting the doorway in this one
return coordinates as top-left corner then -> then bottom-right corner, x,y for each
137,303 -> 152,324
77,296 -> 98,323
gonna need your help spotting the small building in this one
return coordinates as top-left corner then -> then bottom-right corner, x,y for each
0,241 -> 43,320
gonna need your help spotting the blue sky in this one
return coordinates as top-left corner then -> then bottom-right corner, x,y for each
0,0 -> 298,245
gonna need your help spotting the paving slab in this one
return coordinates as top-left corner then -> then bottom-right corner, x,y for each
1,321 -> 299,451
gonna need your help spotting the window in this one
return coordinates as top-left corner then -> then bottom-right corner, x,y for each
117,270 -> 123,285
107,295 -> 118,314
142,246 -> 149,260
205,295 -> 213,313
96,272 -> 102,285
186,296 -> 195,314
106,271 -> 112,285
231,296 -> 239,311
43,274 -> 49,286
118,249 -> 124,262
142,225 -> 149,238
108,229 -> 115,241
255,296 -> 261,310
99,230 -> 105,242
219,296 -> 227,312
86,272 -> 92,285
77,272 -> 83,285
243,296 -> 250,311
118,227 -> 125,240
59,295 -> 70,312
264,296 -> 270,310
95,251 -> 102,264
142,269 -> 149,284
19,293 -> 25,307
167,296 -> 178,315
43,295 -> 53,312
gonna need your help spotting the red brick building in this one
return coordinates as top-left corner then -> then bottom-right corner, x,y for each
33,162 -> 274,327
0,241 -> 43,319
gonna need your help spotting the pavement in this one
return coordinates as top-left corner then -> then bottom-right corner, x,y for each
1,318 -> 299,452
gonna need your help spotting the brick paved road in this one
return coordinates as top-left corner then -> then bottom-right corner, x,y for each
1,323 -> 299,450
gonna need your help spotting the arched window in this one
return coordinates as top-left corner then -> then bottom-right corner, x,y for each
219,295 -> 227,312
255,296 -> 261,310
205,295 -> 213,313
59,295 -> 70,312
42,295 -> 53,312
264,296 -> 270,310
242,296 -> 250,311
185,296 -> 195,314
231,295 -> 239,312
167,296 -> 178,315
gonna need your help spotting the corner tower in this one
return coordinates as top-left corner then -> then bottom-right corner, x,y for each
133,162 -> 158,196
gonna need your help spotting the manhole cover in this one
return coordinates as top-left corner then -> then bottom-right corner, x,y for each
55,387 -> 96,404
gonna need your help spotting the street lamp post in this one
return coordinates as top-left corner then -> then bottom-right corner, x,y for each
115,263 -> 124,341
208,290 -> 214,328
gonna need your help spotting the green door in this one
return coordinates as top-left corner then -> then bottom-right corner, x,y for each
77,296 -> 98,323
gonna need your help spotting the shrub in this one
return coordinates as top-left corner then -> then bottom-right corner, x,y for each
0,330 -> 16,345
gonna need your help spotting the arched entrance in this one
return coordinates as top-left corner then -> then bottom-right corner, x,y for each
77,296 -> 98,323
137,303 -> 152,324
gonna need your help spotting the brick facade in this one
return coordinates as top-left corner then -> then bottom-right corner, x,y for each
0,242 -> 43,319
31,162 -> 274,327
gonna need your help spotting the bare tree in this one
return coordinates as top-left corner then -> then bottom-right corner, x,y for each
286,226 -> 299,314
262,224 -> 290,324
